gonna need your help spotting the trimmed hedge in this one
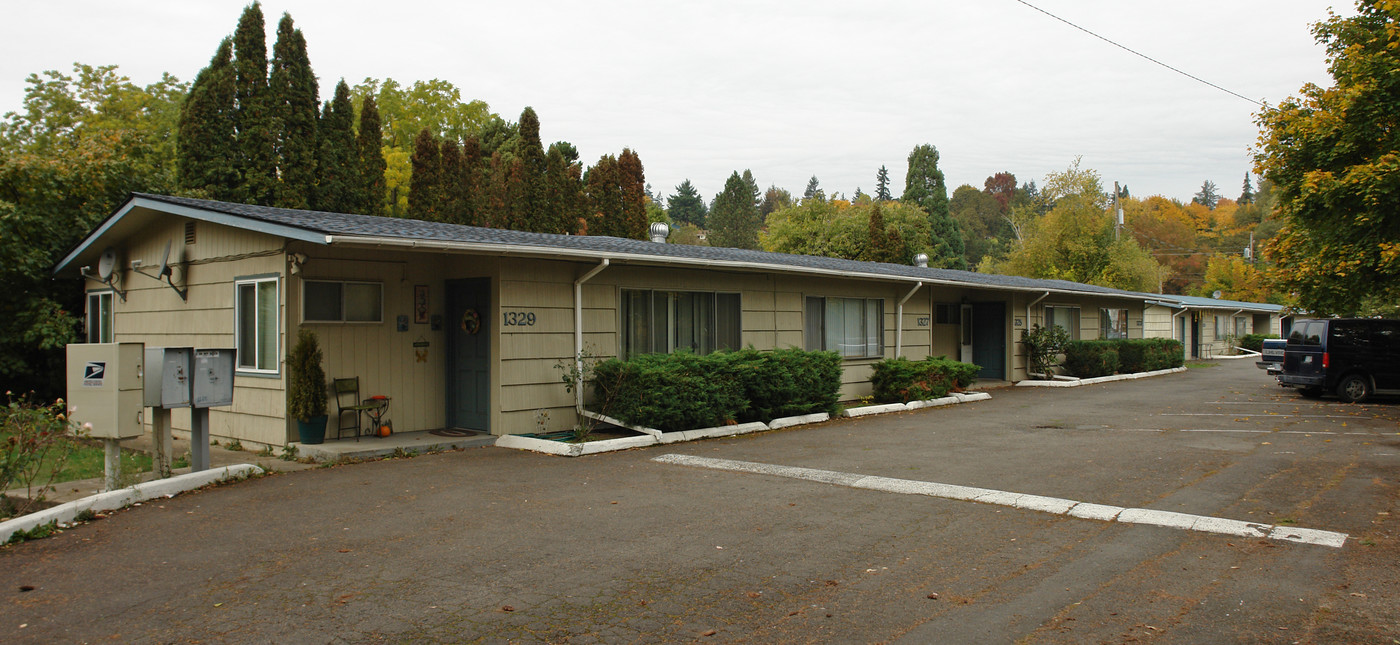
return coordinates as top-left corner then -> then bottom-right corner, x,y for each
591,348 -> 842,432
1063,338 -> 1184,377
870,356 -> 981,403
1237,333 -> 1277,353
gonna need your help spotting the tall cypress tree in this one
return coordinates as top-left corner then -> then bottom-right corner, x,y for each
584,154 -> 622,236
617,148 -> 647,240
517,107 -> 548,232
902,143 -> 966,270
438,139 -> 466,223
314,80 -> 357,213
408,129 -> 441,221
357,94 -> 386,215
177,38 -> 240,200
545,142 -> 584,234
709,171 -> 762,250
269,12 -> 318,209
233,2 -> 276,205
459,136 -> 485,227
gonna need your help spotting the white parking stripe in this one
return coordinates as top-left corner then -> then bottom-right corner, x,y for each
652,454 -> 1349,549
1160,413 -> 1360,419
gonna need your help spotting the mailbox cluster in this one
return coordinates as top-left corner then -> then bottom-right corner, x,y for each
66,343 -> 236,475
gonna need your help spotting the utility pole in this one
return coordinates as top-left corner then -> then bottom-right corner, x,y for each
1113,181 -> 1123,240
1245,231 -> 1255,263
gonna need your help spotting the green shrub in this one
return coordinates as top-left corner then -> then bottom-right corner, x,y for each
591,348 -> 843,432
286,329 -> 327,422
870,356 -> 980,403
1020,324 -> 1069,379
1238,333 -> 1277,353
1138,338 -> 1185,370
1063,341 -> 1120,377
723,348 -> 842,422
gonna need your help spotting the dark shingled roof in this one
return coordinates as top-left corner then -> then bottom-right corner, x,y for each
134,193 -> 1151,299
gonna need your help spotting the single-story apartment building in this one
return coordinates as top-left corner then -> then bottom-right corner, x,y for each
1143,295 -> 1286,359
55,193 -> 1282,448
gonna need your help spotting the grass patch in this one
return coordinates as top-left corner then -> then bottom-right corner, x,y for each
18,439 -> 189,486
1185,361 -> 1220,369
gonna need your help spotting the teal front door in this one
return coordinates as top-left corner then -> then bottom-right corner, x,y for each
447,279 -> 490,431
971,302 -> 1006,380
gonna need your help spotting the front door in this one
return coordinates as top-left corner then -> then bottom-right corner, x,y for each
447,278 -> 490,431
971,302 -> 1006,380
1191,314 -> 1202,359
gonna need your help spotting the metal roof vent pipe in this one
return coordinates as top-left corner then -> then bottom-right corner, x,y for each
914,253 -> 929,268
649,222 -> 670,243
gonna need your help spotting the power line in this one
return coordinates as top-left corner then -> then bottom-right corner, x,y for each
1012,0 -> 1264,107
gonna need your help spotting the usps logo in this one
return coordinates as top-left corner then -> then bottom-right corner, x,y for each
83,361 -> 106,387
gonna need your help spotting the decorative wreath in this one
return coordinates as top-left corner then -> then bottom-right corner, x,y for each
460,308 -> 481,335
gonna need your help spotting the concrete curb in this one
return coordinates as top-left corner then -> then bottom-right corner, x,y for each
496,392 -> 990,457
1016,367 -> 1187,387
0,464 -> 264,545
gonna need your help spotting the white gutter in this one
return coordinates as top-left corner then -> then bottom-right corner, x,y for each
894,282 -> 923,358
573,259 -> 610,413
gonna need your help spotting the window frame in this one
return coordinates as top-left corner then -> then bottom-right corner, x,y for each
805,296 -> 885,359
1234,315 -> 1248,338
1044,305 -> 1080,339
235,275 -> 281,376
301,279 -> 384,324
619,289 -> 741,359
86,290 -> 114,343
1100,308 -> 1129,340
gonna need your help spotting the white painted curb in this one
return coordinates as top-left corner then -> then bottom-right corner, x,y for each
1016,366 -> 1187,387
0,464 -> 264,545
767,412 -> 830,430
842,403 -> 908,417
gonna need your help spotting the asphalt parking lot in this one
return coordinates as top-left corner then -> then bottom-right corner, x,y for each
4,359 -> 1398,644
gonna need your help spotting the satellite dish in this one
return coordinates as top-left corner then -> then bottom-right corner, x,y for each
97,247 -> 118,281
1212,290 -> 1223,299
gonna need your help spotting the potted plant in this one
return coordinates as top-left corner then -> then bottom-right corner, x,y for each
288,328 -> 328,444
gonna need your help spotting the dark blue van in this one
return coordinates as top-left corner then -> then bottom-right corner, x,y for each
1279,318 -> 1400,402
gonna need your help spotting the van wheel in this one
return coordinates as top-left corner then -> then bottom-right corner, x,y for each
1298,387 -> 1324,399
1337,375 -> 1372,403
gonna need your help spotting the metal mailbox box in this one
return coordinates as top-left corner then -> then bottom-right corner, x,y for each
192,348 -> 236,408
66,342 -> 144,439
144,347 -> 193,409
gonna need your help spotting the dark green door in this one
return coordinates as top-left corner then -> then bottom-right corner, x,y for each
447,278 -> 490,431
971,302 -> 1005,379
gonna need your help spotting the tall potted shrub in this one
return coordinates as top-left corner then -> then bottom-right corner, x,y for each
288,329 -> 328,444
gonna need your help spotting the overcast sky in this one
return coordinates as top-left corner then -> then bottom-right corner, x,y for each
1,1 -> 1348,205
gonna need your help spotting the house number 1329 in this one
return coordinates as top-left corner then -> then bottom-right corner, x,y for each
503,311 -> 536,326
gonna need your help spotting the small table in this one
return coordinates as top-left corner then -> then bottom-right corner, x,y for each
364,395 -> 391,435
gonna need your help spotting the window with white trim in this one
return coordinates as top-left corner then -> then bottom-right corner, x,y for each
621,290 -> 741,358
86,291 -> 113,343
1100,308 -> 1129,340
303,280 -> 383,323
1044,305 -> 1079,339
1234,316 -> 1248,338
236,276 -> 279,373
1215,315 -> 1227,338
805,296 -> 884,358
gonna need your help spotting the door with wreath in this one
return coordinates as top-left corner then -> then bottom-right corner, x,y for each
446,278 -> 490,431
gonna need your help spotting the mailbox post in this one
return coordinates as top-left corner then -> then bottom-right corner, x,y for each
144,347 -> 192,478
190,349 -> 235,472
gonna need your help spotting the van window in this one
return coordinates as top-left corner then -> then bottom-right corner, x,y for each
1303,322 -> 1324,346
1332,323 -> 1371,348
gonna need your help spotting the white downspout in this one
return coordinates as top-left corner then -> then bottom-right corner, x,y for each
895,282 -> 923,358
1171,306 -> 1188,361
574,259 -> 609,413
1026,291 -> 1050,330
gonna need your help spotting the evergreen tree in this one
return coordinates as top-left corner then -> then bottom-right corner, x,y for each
357,94 -> 386,215
875,165 -> 892,201
459,136 -> 485,226
233,2 -> 276,205
269,12 -> 318,209
668,179 -> 707,226
709,171 -> 763,250
760,185 -> 792,216
803,175 -> 822,201
489,152 -> 526,230
438,139 -> 466,223
584,154 -> 622,236
902,143 -> 966,270
177,38 -> 240,199
1238,173 -> 1255,205
314,80 -> 358,212
545,141 -> 585,234
517,106 -> 548,232
408,128 -> 441,220
1192,180 -> 1220,209
617,148 -> 648,240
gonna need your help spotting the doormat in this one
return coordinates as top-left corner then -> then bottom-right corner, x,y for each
430,428 -> 482,437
